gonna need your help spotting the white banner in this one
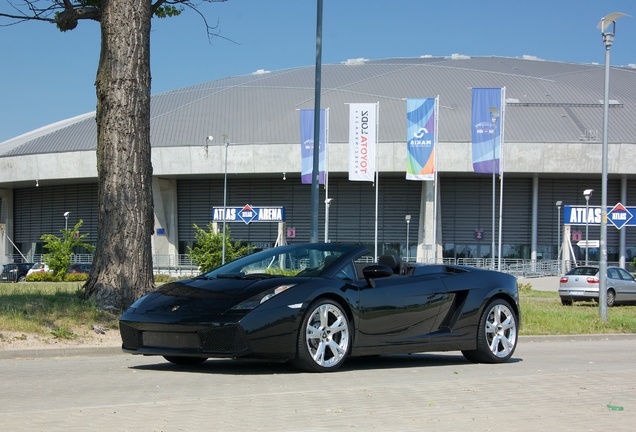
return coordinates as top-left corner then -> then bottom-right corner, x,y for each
348,103 -> 376,182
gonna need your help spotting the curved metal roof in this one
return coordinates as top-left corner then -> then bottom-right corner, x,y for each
2,55 -> 635,158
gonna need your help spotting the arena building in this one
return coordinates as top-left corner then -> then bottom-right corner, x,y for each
1,55 -> 636,272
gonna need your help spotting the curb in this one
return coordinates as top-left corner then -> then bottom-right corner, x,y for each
0,345 -> 122,360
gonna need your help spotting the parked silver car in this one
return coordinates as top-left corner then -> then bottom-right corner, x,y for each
559,266 -> 636,306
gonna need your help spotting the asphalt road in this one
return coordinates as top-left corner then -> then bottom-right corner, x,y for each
1,335 -> 635,431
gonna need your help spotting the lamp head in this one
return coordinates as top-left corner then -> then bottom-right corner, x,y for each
405,214 -> 411,222
583,189 -> 593,199
64,212 -> 70,218
597,12 -> 629,33
488,106 -> 500,124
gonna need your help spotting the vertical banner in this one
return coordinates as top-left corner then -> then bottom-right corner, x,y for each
471,88 -> 502,174
300,109 -> 326,184
348,103 -> 377,182
406,98 -> 437,180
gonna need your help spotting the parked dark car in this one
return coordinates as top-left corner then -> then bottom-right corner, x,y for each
120,243 -> 520,372
67,263 -> 92,274
1,263 -> 35,283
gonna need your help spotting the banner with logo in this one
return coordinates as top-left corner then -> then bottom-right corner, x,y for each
406,98 -> 437,180
471,88 -> 503,174
348,103 -> 377,182
300,109 -> 326,184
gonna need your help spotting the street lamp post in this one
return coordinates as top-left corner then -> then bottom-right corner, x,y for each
598,12 -> 628,322
583,189 -> 593,265
222,135 -> 230,265
64,212 -> 70,231
405,215 -> 411,261
556,201 -> 562,273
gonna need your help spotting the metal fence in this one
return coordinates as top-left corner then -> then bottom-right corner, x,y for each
2,253 -> 628,279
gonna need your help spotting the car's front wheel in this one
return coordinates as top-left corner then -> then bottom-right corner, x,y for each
163,356 -> 207,366
293,299 -> 351,372
462,298 -> 518,363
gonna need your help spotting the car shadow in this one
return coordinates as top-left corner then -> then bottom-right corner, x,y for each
128,352 -> 523,375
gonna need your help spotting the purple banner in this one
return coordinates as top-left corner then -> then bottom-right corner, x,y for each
471,88 -> 502,174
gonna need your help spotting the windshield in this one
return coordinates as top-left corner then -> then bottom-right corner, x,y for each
203,244 -> 361,278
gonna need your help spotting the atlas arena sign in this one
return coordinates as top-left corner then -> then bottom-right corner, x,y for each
563,204 -> 635,229
212,204 -> 286,224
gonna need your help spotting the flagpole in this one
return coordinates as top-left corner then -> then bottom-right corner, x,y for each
433,96 -> 440,263
498,88 -> 506,271
374,102 -> 380,262
324,108 -> 330,243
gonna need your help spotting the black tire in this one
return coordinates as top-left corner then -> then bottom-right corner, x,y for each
163,356 -> 207,366
561,297 -> 573,306
607,289 -> 616,307
292,299 -> 351,372
17,275 -> 26,282
462,298 -> 518,364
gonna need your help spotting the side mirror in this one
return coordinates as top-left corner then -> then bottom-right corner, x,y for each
363,265 -> 394,287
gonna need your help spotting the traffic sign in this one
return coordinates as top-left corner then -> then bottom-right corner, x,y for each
577,240 -> 600,248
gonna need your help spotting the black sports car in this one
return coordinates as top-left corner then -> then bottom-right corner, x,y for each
120,243 -> 520,372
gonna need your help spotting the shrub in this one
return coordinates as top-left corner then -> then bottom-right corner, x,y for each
518,282 -> 533,293
187,224 -> 253,273
41,220 -> 95,278
64,273 -> 89,282
26,272 -> 57,282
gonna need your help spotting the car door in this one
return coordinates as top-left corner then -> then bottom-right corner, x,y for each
616,268 -> 636,302
355,274 -> 449,350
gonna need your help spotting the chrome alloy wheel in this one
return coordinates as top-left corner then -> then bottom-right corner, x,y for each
484,302 -> 517,358
304,302 -> 350,369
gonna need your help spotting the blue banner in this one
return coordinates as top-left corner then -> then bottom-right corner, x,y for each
471,88 -> 502,174
563,204 -> 636,229
212,205 -> 286,224
406,98 -> 436,181
300,109 -> 325,185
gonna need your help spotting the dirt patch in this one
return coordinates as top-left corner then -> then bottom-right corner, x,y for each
0,327 -> 121,352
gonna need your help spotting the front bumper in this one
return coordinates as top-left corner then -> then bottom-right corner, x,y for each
120,321 -> 249,358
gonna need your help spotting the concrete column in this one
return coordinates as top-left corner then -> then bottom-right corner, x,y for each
0,188 -> 13,264
417,180 -> 440,263
151,178 -> 178,257
531,176 -> 538,264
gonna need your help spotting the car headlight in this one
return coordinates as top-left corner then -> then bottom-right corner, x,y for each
231,284 -> 296,310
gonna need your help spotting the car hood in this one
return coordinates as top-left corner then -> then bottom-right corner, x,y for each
129,276 -> 294,317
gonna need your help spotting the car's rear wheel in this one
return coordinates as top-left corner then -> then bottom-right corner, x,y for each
462,298 -> 518,363
561,297 -> 573,306
293,299 -> 351,372
607,289 -> 616,307
163,356 -> 207,366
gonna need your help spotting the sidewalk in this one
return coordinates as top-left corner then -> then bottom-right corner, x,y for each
518,275 -> 560,291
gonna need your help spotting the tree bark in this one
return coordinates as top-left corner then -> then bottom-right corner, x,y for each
83,0 -> 155,309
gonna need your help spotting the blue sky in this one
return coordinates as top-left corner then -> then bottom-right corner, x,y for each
1,0 -> 634,143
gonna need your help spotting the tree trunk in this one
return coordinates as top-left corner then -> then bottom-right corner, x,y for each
83,0 -> 155,310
